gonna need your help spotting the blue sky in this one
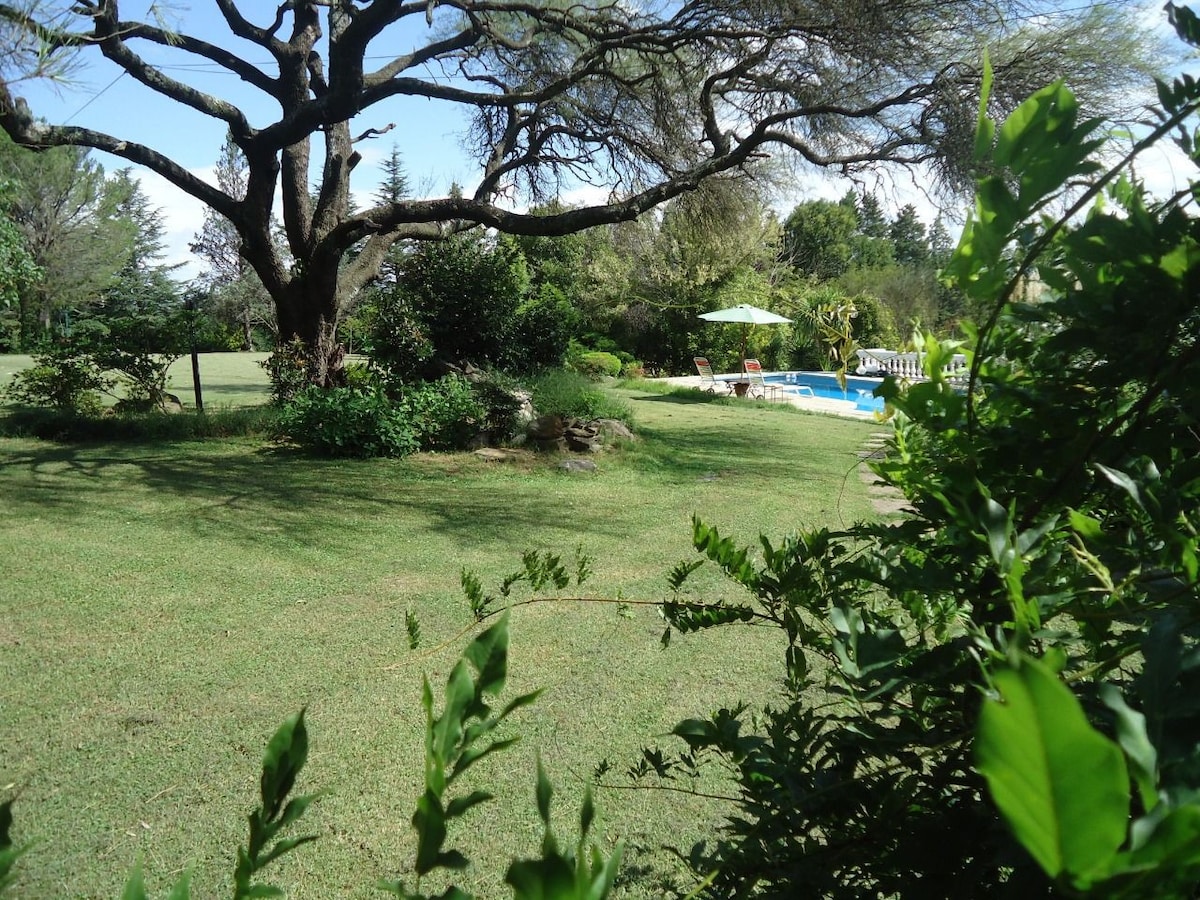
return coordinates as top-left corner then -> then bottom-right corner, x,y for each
9,0 -> 1190,279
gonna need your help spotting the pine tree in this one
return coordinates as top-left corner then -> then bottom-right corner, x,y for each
889,204 -> 930,266
373,145 -> 410,206
856,192 -> 889,239
190,133 -> 249,288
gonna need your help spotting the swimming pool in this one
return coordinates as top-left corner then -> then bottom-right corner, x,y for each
765,371 -> 886,413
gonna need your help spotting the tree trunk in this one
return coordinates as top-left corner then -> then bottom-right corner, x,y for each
273,268 -> 347,389
241,302 -> 253,351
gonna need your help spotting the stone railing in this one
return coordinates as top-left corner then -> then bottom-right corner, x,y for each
877,352 -> 969,385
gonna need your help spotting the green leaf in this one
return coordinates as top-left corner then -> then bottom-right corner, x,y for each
166,870 -> 193,900
1067,508 -> 1102,540
973,51 -> 995,162
1099,683 -> 1158,812
587,841 -> 624,900
259,709 -> 308,822
1095,463 -> 1146,512
506,856 -> 577,899
255,834 -> 320,870
450,736 -> 520,781
413,789 -> 448,876
0,800 -> 12,850
1136,617 -> 1184,748
121,864 -> 150,900
976,655 -> 1129,882
434,661 -> 473,761
463,612 -> 510,698
580,787 -> 595,836
980,497 -> 1011,568
241,886 -> 284,898
1124,806 -> 1200,871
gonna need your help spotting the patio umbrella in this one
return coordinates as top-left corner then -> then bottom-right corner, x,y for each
698,303 -> 793,372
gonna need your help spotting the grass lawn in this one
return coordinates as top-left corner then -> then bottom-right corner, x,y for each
0,352 -> 275,408
0,356 -> 881,898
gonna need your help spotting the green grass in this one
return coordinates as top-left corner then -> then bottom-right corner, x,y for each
0,359 -> 881,898
0,351 -> 274,408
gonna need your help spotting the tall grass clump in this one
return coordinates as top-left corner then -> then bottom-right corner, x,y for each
530,369 -> 631,423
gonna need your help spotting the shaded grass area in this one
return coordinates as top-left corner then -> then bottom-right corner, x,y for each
0,375 -> 879,898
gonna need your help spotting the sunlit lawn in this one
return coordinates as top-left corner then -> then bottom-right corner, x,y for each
0,354 -> 880,897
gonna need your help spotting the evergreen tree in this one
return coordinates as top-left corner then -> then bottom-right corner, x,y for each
0,135 -> 132,347
889,204 -> 930,266
856,192 -> 890,238
373,145 -> 410,206
190,133 -> 250,288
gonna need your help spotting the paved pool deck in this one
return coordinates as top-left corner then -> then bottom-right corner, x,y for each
654,375 -> 880,420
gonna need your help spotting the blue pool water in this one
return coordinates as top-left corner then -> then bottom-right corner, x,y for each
764,371 -> 886,413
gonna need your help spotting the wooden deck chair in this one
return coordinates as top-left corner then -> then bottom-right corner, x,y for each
694,357 -> 732,393
743,359 -> 780,401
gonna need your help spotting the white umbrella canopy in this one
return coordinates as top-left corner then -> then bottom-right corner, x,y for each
698,304 -> 793,372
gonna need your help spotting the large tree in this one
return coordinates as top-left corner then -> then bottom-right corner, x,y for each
0,0 -> 1161,383
190,132 -> 274,349
0,134 -> 132,346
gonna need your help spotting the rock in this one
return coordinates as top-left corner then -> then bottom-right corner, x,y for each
563,420 -> 600,452
558,458 -> 598,473
591,418 -> 634,442
527,414 -> 565,441
474,448 -> 524,463
511,389 -> 535,426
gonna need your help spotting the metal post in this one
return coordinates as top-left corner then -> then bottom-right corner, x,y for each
185,295 -> 204,412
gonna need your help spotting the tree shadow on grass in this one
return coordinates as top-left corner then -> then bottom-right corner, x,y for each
0,440 -> 643,549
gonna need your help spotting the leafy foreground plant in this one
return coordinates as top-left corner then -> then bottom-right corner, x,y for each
0,614 -> 621,899
609,20 -> 1200,897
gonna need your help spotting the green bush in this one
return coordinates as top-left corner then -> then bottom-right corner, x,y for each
277,386 -> 418,458
261,338 -> 316,404
529,369 -> 631,422
469,373 -> 528,443
399,374 -> 487,451
3,348 -> 110,414
570,350 -> 622,378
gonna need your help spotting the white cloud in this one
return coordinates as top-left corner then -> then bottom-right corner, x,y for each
135,168 -> 212,281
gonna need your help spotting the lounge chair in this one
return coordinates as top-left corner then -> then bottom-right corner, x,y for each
694,357 -> 733,394
743,359 -> 780,401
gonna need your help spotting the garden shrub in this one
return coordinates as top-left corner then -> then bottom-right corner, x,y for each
261,338 -> 316,404
502,283 -> 579,372
529,369 -> 631,423
468,373 -> 527,444
361,289 -> 435,384
4,313 -> 189,414
399,374 -> 488,451
277,385 -> 418,458
619,55 -> 1200,897
4,347 -> 110,414
570,350 -> 622,378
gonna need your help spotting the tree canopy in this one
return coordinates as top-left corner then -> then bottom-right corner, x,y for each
0,0 -> 1164,382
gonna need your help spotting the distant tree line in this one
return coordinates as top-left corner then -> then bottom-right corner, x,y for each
0,131 -> 1025,378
